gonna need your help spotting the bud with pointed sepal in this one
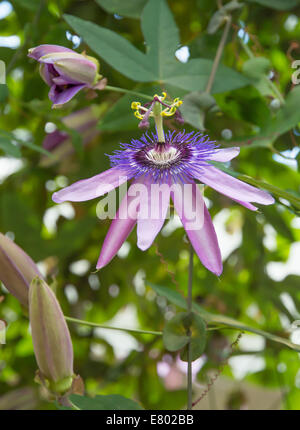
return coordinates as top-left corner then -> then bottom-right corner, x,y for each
0,233 -> 42,308
29,277 -> 74,396
28,44 -> 102,107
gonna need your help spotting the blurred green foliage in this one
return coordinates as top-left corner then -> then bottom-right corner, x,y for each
1,0 -> 300,410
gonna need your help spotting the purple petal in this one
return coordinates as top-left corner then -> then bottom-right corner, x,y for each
136,178 -> 170,251
39,53 -> 96,85
52,76 -> 73,85
171,181 -> 222,276
52,167 -> 130,203
96,186 -> 139,269
54,57 -> 97,85
39,52 -> 84,64
39,64 -> 56,86
209,147 -> 240,162
48,84 -> 85,106
28,44 -> 74,61
194,166 -> 275,205
232,199 -> 258,211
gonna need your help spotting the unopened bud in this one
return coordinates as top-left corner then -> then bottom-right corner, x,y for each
0,233 -> 42,307
29,278 -> 74,396
28,44 -> 102,106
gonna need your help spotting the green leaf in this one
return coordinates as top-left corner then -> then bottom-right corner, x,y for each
263,86 -> 300,137
12,0 -> 41,11
16,140 -> 53,157
165,59 -> 251,94
149,283 -> 300,353
63,128 -> 83,156
95,0 -> 147,19
207,10 -> 227,35
98,94 -> 138,131
68,394 -> 143,410
0,84 -> 8,102
163,312 -> 190,352
64,14 -> 156,82
0,130 -> 52,158
181,91 -> 216,130
262,206 -> 295,242
242,57 -> 271,80
180,313 -> 206,362
0,137 -> 21,158
207,0 -> 243,34
163,311 -> 207,361
141,0 -> 180,80
99,85 -> 162,131
246,0 -> 300,10
64,10 -> 250,94
147,282 -> 189,310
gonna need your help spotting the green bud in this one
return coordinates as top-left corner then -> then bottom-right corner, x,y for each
0,233 -> 42,307
29,278 -> 74,396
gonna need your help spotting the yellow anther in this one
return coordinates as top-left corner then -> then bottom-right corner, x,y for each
161,106 -> 176,117
131,101 -> 141,110
174,98 -> 182,107
134,111 -> 143,120
131,92 -> 182,124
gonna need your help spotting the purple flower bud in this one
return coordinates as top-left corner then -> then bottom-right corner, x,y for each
0,233 -> 42,308
0,387 -> 38,410
29,278 -> 74,395
28,44 -> 101,107
40,106 -> 101,167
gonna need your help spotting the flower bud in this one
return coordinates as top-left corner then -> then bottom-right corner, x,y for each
28,44 -> 102,107
29,278 -> 74,395
41,52 -> 98,85
0,387 -> 38,410
0,233 -> 42,308
40,106 -> 101,167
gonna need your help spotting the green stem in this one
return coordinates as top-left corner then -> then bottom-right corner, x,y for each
200,14 -> 232,130
187,244 -> 194,410
205,15 -> 232,94
240,41 -> 285,105
7,0 -> 45,74
104,85 -> 153,101
64,316 -> 162,336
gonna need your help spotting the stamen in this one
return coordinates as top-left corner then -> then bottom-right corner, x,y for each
131,92 -> 183,132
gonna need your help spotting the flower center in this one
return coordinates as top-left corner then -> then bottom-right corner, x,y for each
145,146 -> 180,166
